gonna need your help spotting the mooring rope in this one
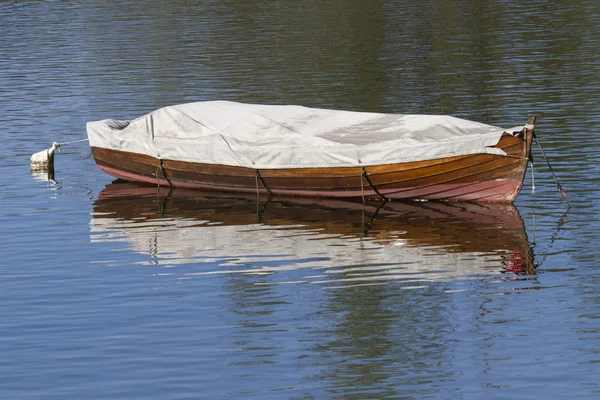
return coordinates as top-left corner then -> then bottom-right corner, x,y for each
56,138 -> 92,159
58,138 -> 89,145
533,133 -> 568,201
529,161 -> 535,193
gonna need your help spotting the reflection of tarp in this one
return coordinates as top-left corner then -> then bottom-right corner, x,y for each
90,182 -> 533,282
87,101 -> 525,169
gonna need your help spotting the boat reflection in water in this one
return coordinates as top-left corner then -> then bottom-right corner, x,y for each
90,181 -> 534,287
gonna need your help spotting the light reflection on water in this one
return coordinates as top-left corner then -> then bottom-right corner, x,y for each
91,182 -> 535,288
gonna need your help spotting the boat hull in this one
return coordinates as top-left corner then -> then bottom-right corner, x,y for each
91,130 -> 533,203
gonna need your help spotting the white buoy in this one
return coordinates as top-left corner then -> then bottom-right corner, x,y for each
30,138 -> 89,172
30,142 -> 59,170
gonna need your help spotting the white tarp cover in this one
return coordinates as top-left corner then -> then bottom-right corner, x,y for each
87,101 -> 524,169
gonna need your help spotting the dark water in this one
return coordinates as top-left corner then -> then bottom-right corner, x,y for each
2,1 -> 600,398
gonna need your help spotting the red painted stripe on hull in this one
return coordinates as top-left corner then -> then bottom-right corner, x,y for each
427,179 -> 522,202
369,179 -> 520,202
446,180 -> 523,202
98,164 -> 521,202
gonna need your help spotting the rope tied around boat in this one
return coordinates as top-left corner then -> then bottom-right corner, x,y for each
361,167 -> 389,202
503,154 -> 529,160
255,169 -> 273,196
360,168 -> 365,205
155,159 -> 172,189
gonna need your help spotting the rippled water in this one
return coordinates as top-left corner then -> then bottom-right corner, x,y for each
2,1 -> 600,398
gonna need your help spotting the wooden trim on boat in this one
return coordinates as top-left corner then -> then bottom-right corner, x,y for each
91,123 -> 534,203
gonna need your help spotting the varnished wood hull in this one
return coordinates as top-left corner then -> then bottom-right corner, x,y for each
91,128 -> 533,203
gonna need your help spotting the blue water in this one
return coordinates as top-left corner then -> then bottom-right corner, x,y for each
1,1 -> 599,398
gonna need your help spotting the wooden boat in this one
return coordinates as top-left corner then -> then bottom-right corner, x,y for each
92,181 -> 535,276
88,101 -> 534,202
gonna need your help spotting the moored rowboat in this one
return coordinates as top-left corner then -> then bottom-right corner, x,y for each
87,101 -> 534,202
